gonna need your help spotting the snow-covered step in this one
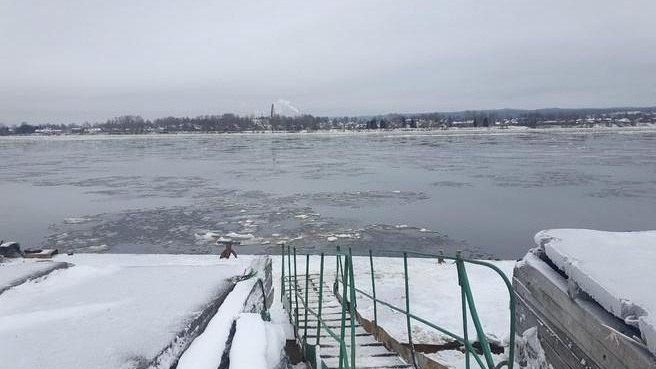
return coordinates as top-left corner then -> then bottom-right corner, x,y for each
321,354 -> 412,369
284,274 -> 414,369
319,343 -> 393,357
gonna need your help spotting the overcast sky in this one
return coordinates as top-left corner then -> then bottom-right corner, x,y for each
1,0 -> 655,123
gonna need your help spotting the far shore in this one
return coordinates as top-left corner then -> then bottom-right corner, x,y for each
2,124 -> 656,140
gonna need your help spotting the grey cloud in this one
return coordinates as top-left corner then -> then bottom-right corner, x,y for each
1,0 -> 655,123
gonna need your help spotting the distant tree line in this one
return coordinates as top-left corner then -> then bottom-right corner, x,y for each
1,107 -> 654,135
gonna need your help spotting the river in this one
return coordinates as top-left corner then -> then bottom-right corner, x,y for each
2,128 -> 655,259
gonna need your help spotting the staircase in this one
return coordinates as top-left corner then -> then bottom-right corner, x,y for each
284,273 -> 413,369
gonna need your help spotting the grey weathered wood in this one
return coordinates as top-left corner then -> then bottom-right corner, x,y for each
514,252 -> 656,369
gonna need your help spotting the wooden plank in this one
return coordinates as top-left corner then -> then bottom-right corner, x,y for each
514,253 -> 656,369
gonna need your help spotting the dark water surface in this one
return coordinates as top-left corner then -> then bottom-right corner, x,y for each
2,130 -> 655,259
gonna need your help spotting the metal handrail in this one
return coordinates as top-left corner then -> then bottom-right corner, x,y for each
282,245 -> 516,369
282,245 -> 352,369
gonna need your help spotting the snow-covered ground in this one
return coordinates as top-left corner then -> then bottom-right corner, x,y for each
0,258 -> 68,293
0,254 -> 255,369
536,229 -> 656,357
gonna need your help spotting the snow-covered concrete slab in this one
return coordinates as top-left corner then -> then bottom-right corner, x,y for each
536,229 -> 656,357
0,258 -> 69,294
0,254 -> 255,369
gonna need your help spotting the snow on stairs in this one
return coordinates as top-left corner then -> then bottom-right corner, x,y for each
285,274 -> 413,369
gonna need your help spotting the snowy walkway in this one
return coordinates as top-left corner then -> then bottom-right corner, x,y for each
0,254 -> 255,369
285,273 -> 413,369
0,259 -> 69,294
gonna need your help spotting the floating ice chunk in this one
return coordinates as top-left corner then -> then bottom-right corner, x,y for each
271,234 -> 281,237
392,190 -> 401,194
327,236 -> 338,242
294,214 -> 310,220
194,231 -> 221,240
336,234 -> 353,239
225,232 -> 255,240
63,217 -> 93,224
395,224 -> 408,229
419,228 -> 431,233
86,244 -> 108,253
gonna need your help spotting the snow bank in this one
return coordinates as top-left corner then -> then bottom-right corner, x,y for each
230,313 -> 267,369
0,254 -> 253,369
536,229 -> 656,356
176,277 -> 257,369
426,349 -> 512,369
0,259 -> 68,293
514,327 -> 550,369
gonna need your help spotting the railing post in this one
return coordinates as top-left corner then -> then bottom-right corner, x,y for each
293,247 -> 300,337
281,244 -> 285,302
347,249 -> 356,369
457,257 -> 495,368
457,252 -> 471,369
403,252 -> 418,369
369,249 -> 378,338
287,244 -> 294,336
335,246 -> 341,294
304,254 -> 310,341
339,341 -> 347,369
316,253 -> 325,346
339,255 -> 350,369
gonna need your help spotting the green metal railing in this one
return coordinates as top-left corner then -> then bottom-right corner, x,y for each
281,245 -> 516,369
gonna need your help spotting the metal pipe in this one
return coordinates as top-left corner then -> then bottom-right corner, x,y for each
339,256 -> 350,369
347,249 -> 356,369
404,252 -> 418,368
459,260 -> 471,369
316,253 -> 325,346
281,244 -> 285,302
369,249 -> 378,337
293,247 -> 299,336
458,259 -> 495,368
304,253 -> 310,341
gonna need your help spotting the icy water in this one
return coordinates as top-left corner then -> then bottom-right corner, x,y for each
2,129 -> 656,259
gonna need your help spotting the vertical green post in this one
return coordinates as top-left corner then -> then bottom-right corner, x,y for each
459,262 -> 471,368
335,246 -> 341,293
339,256 -> 349,369
287,245 -> 293,333
403,252 -> 418,369
281,244 -> 285,302
369,249 -> 378,337
457,259 -> 495,368
339,341 -> 346,369
293,247 -> 299,336
316,253 -> 325,346
304,254 -> 310,341
347,249 -> 356,369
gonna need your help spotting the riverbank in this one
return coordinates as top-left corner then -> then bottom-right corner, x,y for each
2,124 -> 656,141
1,228 -> 655,368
